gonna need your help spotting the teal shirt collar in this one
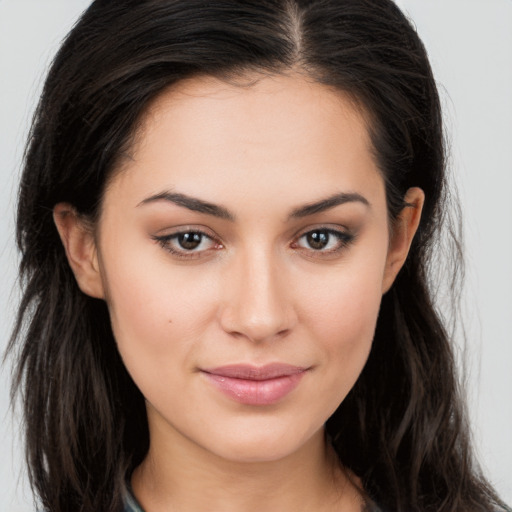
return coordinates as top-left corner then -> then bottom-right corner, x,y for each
124,486 -> 145,512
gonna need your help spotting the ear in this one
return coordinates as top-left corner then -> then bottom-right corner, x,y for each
53,203 -> 105,299
382,187 -> 425,294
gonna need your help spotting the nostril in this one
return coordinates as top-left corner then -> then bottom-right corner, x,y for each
219,305 -> 295,343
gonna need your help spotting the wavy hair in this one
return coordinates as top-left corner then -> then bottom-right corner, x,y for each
7,0 -> 507,511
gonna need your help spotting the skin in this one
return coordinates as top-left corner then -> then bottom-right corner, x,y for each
54,73 -> 424,511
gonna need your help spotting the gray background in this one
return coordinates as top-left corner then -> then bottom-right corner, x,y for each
1,1 -> 511,510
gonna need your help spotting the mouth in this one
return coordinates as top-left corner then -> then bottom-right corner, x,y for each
200,363 -> 309,406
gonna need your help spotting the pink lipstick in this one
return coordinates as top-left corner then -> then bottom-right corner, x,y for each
201,363 -> 307,405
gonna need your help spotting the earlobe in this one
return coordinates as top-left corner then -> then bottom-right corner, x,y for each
53,203 -> 105,299
382,187 -> 425,294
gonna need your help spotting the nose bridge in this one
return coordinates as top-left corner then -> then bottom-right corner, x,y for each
219,243 -> 294,342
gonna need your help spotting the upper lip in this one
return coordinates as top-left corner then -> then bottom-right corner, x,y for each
201,363 -> 308,381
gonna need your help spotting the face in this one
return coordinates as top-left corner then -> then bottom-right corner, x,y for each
57,74 -> 421,464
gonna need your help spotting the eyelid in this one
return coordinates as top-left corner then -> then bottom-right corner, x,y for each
291,225 -> 356,258
151,225 -> 223,260
152,224 -> 218,239
151,224 -> 356,261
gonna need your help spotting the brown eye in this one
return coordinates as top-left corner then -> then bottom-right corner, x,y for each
152,230 -> 219,258
177,232 -> 203,250
295,228 -> 354,254
306,230 -> 330,250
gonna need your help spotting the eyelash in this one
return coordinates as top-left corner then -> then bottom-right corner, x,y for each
151,229 -> 222,260
293,228 -> 355,257
152,227 -> 355,260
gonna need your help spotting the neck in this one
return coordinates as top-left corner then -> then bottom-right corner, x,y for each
131,419 -> 364,512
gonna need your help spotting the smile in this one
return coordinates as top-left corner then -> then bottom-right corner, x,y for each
201,364 -> 308,406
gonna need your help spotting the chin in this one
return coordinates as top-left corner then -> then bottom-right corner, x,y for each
200,422 -> 324,464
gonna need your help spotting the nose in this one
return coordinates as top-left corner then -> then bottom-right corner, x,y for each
218,248 -> 297,343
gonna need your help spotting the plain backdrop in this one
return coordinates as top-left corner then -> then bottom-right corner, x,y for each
1,1 -> 511,510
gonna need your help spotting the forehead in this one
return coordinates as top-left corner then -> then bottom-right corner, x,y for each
108,73 -> 384,214
135,72 -> 371,162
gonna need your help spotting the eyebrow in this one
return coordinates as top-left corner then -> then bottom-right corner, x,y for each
138,191 -> 235,221
288,192 -> 370,219
138,190 -> 370,221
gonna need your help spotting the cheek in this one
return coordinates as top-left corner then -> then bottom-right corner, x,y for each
297,254 -> 386,405
99,244 -> 219,378
302,258 -> 385,347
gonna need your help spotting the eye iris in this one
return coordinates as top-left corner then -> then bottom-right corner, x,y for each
307,230 -> 330,250
178,232 -> 202,250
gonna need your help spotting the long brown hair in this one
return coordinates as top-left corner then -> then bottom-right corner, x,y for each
7,1 -> 508,511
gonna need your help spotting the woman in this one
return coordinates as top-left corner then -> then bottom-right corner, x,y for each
7,0 -> 510,511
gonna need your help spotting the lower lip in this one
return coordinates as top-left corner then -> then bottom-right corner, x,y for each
202,372 -> 306,405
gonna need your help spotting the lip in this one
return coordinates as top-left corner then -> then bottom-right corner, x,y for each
201,363 -> 308,406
